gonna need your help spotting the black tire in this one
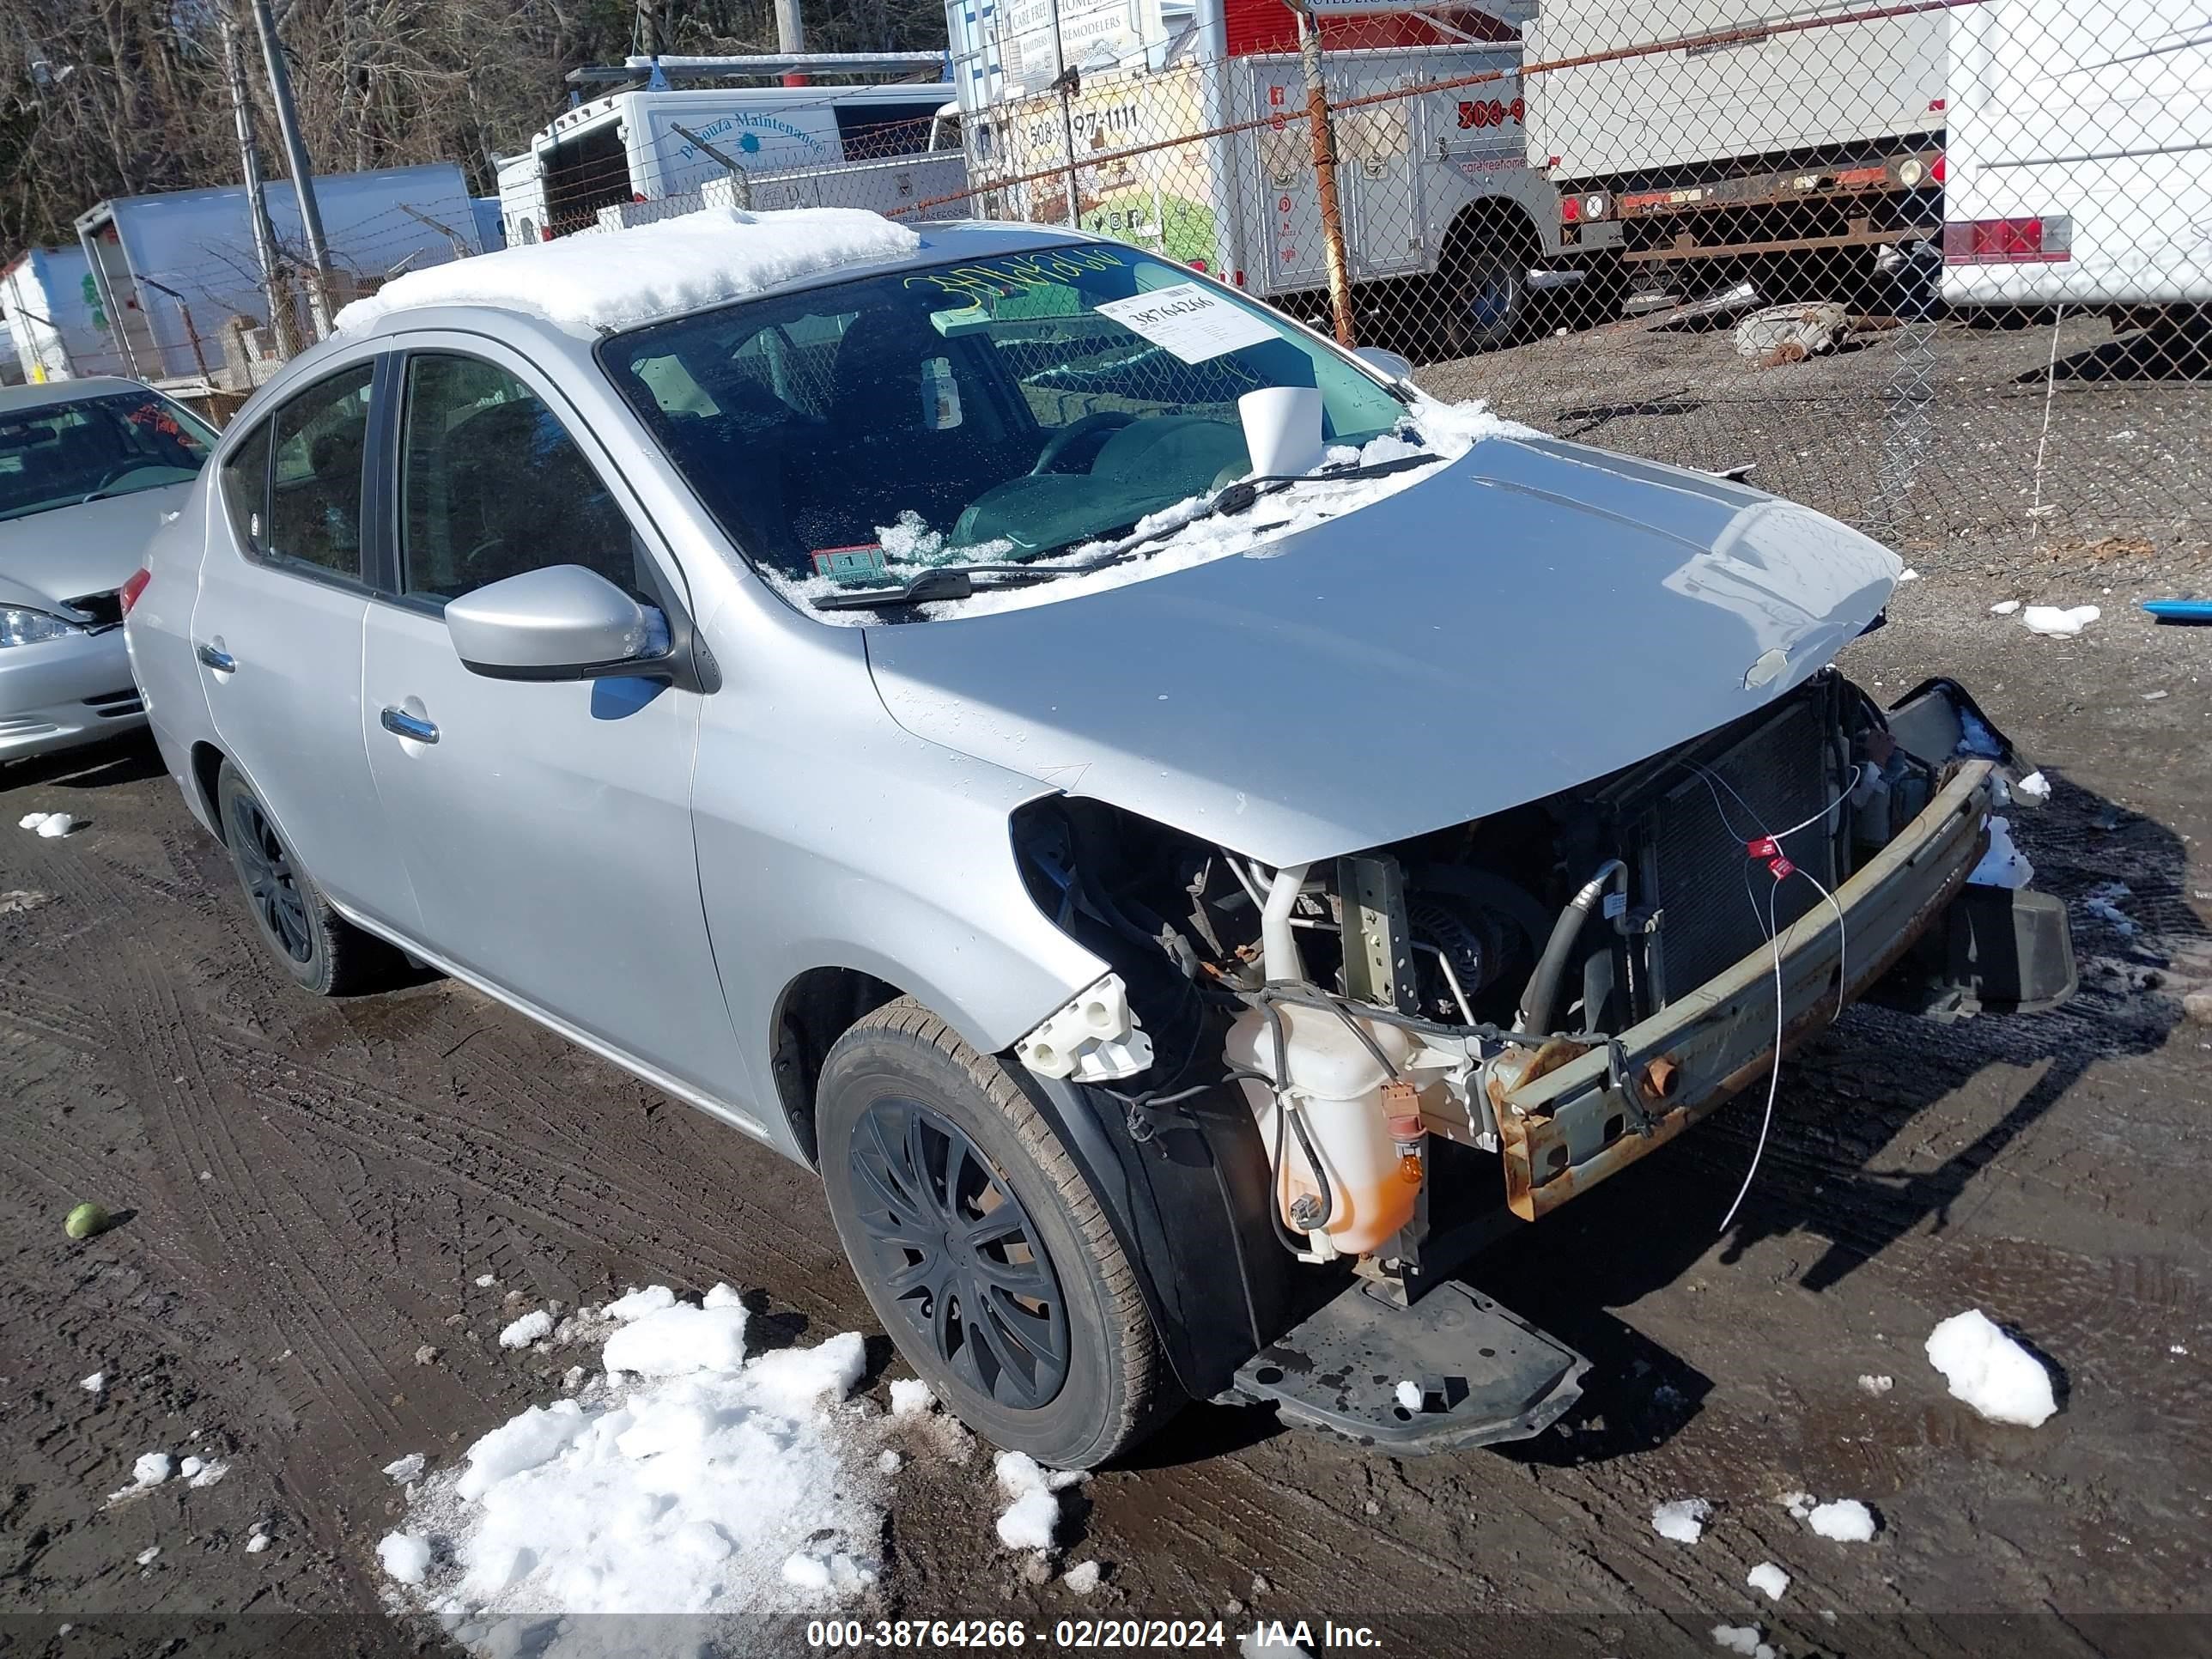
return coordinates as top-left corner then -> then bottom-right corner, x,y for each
817,996 -> 1175,1468
214,759 -> 396,996
1443,234 -> 1531,354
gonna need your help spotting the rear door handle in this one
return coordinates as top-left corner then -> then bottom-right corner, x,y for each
196,642 -> 235,673
380,706 -> 438,744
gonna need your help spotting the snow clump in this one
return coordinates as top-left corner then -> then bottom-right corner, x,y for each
1924,1309 -> 2058,1426
1807,1498 -> 1880,1542
497,1310 -> 553,1349
1747,1561 -> 1790,1601
1651,1497 -> 1712,1544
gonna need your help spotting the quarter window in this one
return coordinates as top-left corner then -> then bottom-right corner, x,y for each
396,353 -> 649,605
264,364 -> 375,578
218,419 -> 273,549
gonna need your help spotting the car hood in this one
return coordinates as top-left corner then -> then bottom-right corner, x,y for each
863,435 -> 1900,867
0,483 -> 192,611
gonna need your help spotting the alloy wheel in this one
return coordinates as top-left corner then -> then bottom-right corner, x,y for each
233,799 -> 313,963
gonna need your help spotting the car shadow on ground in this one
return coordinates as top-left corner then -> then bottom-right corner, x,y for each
1467,769 -> 2197,1468
1,730 -> 167,796
2021,326 -> 2212,384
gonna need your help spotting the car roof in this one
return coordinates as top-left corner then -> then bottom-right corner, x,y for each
0,376 -> 157,416
337,220 -> 1102,345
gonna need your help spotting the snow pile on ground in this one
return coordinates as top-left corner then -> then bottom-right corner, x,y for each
19,811 -> 76,837
497,1310 -> 553,1350
2021,604 -> 2100,637
1651,1498 -> 1712,1544
1747,1561 -> 1790,1601
335,207 -> 921,336
994,1450 -> 1085,1553
1857,1373 -> 1893,1395
383,1454 -> 426,1484
888,1378 -> 935,1417
1925,1309 -> 2058,1426
1711,1624 -> 1775,1658
1990,599 -> 2021,615
600,1285 -> 747,1376
180,1455 -> 228,1488
80,1371 -> 105,1394
1806,1498 -> 1879,1542
374,1285 -> 890,1655
106,1451 -> 173,1504
1395,1380 -> 1423,1413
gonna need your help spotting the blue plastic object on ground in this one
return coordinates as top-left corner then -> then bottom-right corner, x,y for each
2142,600 -> 2212,623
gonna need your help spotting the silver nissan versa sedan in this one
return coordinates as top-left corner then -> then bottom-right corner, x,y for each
2,378 -> 216,763
125,216 -> 2075,1468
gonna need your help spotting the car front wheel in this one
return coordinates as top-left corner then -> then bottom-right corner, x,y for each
817,996 -> 1175,1468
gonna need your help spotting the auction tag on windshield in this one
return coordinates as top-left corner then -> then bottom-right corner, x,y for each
1095,283 -> 1278,363
811,545 -> 889,585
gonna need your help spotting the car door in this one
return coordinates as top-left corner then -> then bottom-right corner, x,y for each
194,356 -> 415,927
359,339 -> 748,1106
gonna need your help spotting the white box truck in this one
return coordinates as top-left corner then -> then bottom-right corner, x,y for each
950,0 -> 1582,349
1942,0 -> 2211,339
520,82 -> 960,237
73,162 -> 487,382
1524,0 -> 1948,301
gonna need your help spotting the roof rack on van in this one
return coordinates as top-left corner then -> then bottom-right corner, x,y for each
566,52 -> 947,87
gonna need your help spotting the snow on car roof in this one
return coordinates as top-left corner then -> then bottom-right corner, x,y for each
331,206 -> 923,336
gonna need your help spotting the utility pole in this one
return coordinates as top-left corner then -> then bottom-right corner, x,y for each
1286,0 -> 1356,347
222,16 -> 295,356
249,0 -> 336,335
775,0 -> 808,86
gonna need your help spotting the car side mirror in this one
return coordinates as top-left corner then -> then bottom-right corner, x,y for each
1354,346 -> 1416,385
445,565 -> 667,683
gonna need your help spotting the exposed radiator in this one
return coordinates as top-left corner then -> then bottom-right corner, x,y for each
1637,695 -> 1840,1008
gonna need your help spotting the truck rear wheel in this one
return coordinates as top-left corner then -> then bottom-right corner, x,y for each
1443,235 -> 1530,354
817,996 -> 1176,1468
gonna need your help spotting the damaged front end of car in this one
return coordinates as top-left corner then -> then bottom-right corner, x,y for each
1005,668 -> 2075,1451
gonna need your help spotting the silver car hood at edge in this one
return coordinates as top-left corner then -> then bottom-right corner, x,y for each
864,436 -> 1901,868
0,483 -> 194,611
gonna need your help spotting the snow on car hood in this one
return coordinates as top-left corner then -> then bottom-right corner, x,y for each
864,435 -> 1901,867
0,483 -> 193,610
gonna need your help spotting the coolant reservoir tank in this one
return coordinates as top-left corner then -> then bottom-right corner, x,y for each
1224,1005 -> 1421,1255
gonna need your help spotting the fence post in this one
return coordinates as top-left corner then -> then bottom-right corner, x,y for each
1286,1 -> 1357,348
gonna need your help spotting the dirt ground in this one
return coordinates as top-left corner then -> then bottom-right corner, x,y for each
3,322 -> 2210,1659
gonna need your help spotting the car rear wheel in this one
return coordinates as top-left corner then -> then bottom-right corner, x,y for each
817,996 -> 1174,1468
215,759 -> 396,996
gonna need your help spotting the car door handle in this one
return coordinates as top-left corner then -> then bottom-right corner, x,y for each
196,642 -> 235,673
380,707 -> 439,744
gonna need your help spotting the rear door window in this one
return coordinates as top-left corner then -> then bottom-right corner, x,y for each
263,365 -> 375,579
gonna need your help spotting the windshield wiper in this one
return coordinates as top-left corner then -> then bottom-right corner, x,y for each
809,450 -> 1441,614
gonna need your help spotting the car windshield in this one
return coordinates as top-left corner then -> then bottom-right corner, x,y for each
0,390 -> 218,524
605,245 -> 1409,601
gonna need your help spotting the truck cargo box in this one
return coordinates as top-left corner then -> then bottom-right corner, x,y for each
1527,0 -> 1947,183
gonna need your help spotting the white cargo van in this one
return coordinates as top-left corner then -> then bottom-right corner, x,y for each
1942,0 -> 2211,332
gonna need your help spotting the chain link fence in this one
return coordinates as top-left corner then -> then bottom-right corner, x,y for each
878,0 -> 2207,555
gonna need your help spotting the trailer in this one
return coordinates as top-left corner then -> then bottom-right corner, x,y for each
1524,0 -> 1948,303
73,163 -> 487,382
2,246 -> 131,383
526,81 -> 959,237
950,0 -> 1577,349
1942,0 -> 2212,334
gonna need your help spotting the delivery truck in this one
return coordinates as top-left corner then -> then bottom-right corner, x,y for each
2,245 -> 129,382
517,82 -> 962,238
948,0 -> 1583,349
1524,0 -> 1949,305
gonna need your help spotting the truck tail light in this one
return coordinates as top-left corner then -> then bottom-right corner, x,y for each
1942,215 -> 2072,264
1561,194 -> 1579,223
119,568 -> 152,616
1929,151 -> 1947,185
